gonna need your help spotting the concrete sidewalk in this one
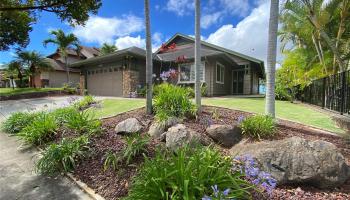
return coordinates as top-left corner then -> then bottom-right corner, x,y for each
0,96 -> 92,200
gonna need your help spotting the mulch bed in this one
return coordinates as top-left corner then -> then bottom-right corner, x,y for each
73,106 -> 350,200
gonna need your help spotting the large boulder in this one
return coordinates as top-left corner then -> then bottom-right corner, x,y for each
165,124 -> 210,150
206,124 -> 242,147
230,137 -> 350,189
115,118 -> 143,134
148,117 -> 182,138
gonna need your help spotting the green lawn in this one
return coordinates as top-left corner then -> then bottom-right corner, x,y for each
0,87 -> 63,96
89,97 -> 343,134
88,98 -> 145,119
203,97 -> 343,134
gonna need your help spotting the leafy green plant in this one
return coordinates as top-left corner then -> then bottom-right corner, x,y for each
240,115 -> 276,140
126,145 -> 252,200
51,107 -> 78,125
18,113 -> 57,146
212,108 -> 220,121
65,110 -> 101,135
122,134 -> 149,165
36,135 -> 90,174
153,83 -> 196,121
74,95 -> 95,110
2,112 -> 39,134
103,150 -> 119,171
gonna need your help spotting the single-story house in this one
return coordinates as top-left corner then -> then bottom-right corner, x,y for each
71,33 -> 265,97
33,46 -> 100,88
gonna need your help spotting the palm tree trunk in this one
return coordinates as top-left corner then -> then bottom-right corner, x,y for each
265,0 -> 279,118
144,0 -> 153,114
195,0 -> 202,112
64,55 -> 70,84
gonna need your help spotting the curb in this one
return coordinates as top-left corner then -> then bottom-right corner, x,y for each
66,173 -> 105,200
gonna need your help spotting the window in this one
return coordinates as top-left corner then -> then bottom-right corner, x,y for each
216,62 -> 224,84
178,62 -> 205,83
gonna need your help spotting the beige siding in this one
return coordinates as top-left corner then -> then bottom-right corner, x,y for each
48,71 -> 80,87
206,57 -> 232,96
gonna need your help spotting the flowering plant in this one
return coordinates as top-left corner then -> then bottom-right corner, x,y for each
233,154 -> 277,195
160,69 -> 178,82
202,185 -> 233,200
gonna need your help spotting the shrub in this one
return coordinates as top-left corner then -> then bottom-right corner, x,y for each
51,107 -> 78,125
103,134 -> 149,171
2,112 -> 39,134
153,83 -> 196,121
126,145 -> 252,200
64,110 -> 101,135
103,150 -> 119,171
275,84 -> 291,101
122,134 -> 149,165
36,135 -> 89,174
240,115 -> 276,140
74,95 -> 95,110
18,113 -> 57,146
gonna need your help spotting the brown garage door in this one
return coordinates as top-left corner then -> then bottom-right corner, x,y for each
86,68 -> 123,96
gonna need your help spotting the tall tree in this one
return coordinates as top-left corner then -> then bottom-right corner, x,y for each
16,51 -> 51,88
7,61 -> 24,87
0,0 -> 101,51
144,0 -> 153,114
100,43 -> 118,55
43,29 -> 80,84
265,0 -> 279,118
194,0 -> 202,112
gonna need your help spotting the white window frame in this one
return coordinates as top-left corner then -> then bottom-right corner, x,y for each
216,62 -> 225,84
178,62 -> 205,83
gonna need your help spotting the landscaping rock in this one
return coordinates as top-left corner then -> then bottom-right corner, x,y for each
114,118 -> 142,134
230,137 -> 350,189
165,124 -> 209,150
206,123 -> 242,147
148,117 -> 182,138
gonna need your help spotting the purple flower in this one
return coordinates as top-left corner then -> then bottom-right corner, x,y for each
211,185 -> 219,197
202,196 -> 212,200
237,115 -> 245,124
222,189 -> 230,196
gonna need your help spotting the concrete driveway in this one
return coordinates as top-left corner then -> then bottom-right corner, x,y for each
0,96 -> 83,121
0,96 -> 93,200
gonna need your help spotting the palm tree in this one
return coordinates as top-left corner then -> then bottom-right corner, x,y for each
16,51 -> 51,88
144,0 -> 153,114
100,43 -> 118,55
43,29 -> 80,84
265,0 -> 279,118
7,61 -> 24,87
195,0 -> 202,112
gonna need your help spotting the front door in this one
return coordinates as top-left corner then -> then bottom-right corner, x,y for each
232,70 -> 244,94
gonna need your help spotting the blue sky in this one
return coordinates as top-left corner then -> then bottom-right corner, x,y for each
0,0 -> 279,66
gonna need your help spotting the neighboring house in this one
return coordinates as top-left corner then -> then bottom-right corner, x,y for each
34,46 -> 100,88
71,33 -> 264,97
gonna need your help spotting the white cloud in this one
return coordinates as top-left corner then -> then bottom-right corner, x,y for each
165,0 -> 194,16
206,0 -> 282,67
114,33 -> 165,52
201,12 -> 222,29
152,32 -> 163,51
115,35 -> 145,49
219,0 -> 251,17
73,15 -> 144,45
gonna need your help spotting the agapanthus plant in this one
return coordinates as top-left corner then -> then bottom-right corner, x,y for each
233,155 -> 277,195
202,185 -> 234,200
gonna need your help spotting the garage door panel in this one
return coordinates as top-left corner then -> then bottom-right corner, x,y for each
87,69 -> 123,97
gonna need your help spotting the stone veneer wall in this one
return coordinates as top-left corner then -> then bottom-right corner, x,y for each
122,69 -> 139,97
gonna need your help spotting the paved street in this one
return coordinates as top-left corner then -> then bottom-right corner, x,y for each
0,96 -> 92,200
